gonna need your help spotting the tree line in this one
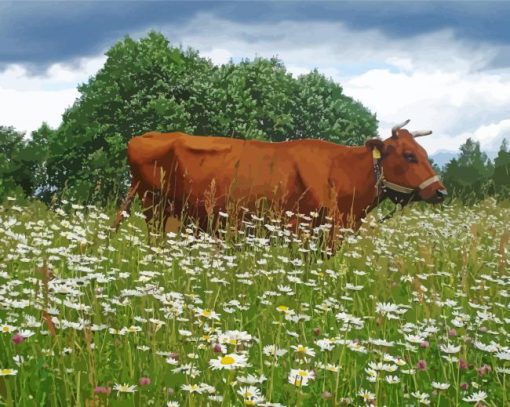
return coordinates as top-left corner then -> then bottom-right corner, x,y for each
1,32 -> 508,205
440,137 -> 510,202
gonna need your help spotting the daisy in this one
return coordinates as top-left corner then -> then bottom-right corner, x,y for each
288,369 -> 315,387
439,344 -> 461,354
291,344 -> 316,357
0,368 -> 17,376
113,383 -> 137,394
1,325 -> 16,334
195,308 -> 221,321
462,391 -> 488,403
365,368 -> 377,383
276,305 -> 292,314
181,384 -> 203,394
237,386 -> 263,404
405,334 -> 427,344
317,362 -> 340,373
238,374 -> 267,384
376,302 -> 401,315
219,330 -> 253,346
411,391 -> 430,405
166,357 -> 179,365
432,382 -> 450,390
262,345 -> 287,358
316,338 -> 335,351
495,351 -> 510,361
385,375 -> 400,384
209,353 -> 248,370
358,388 -> 376,403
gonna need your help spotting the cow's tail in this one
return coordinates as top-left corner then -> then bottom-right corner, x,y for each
112,180 -> 141,232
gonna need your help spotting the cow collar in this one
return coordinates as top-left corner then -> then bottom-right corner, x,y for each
372,148 -> 440,198
372,148 -> 414,197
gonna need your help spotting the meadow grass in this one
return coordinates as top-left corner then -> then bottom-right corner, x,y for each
0,197 -> 509,406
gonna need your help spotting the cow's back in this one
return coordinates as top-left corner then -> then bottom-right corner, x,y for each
169,135 -> 299,210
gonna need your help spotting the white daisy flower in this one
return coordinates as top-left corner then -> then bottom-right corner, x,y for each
288,369 -> 315,387
209,353 -> 248,370
113,383 -> 137,394
439,343 -> 461,354
462,391 -> 488,403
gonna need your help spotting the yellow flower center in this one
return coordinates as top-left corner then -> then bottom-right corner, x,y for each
297,370 -> 308,377
2,326 -> 10,332
202,310 -> 212,317
1,369 -> 13,375
277,305 -> 288,312
220,356 -> 236,365
297,346 -> 306,353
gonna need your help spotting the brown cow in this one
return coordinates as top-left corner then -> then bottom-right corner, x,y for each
113,120 -> 446,239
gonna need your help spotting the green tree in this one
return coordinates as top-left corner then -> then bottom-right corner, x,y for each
0,126 -> 25,200
26,123 -> 55,201
293,70 -> 377,144
206,57 -> 297,141
492,138 -> 510,197
442,138 -> 493,201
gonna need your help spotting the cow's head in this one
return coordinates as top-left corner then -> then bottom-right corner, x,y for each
366,119 -> 447,204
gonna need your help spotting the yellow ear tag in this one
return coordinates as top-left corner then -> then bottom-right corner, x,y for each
372,148 -> 381,160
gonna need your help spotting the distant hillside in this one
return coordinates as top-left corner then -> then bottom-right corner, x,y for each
431,150 -> 498,169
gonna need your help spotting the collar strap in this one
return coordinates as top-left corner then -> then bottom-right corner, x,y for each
418,175 -> 440,190
372,150 -> 440,196
382,180 -> 414,194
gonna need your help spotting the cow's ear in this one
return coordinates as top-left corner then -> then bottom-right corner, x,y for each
365,138 -> 386,158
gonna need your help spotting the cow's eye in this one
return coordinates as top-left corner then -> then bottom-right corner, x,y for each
404,152 -> 417,163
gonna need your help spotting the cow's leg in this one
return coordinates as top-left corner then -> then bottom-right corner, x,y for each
112,180 -> 140,231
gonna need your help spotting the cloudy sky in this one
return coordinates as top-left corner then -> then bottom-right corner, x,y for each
1,1 -> 510,155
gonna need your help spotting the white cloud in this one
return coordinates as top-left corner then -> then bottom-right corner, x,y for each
165,13 -> 495,75
459,119 -> 510,151
0,56 -> 105,135
201,48 -> 233,65
0,87 -> 78,134
341,69 -> 510,153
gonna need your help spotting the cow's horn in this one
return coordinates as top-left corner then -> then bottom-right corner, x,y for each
411,130 -> 433,138
392,119 -> 410,138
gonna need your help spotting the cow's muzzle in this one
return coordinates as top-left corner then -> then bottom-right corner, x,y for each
425,187 -> 447,203
435,188 -> 448,202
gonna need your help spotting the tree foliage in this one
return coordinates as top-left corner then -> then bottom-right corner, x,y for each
442,138 -> 493,201
492,138 -> 510,196
0,126 -> 48,201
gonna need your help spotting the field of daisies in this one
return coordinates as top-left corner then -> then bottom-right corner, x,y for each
0,197 -> 509,407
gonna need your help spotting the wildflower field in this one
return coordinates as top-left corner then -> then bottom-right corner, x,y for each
0,198 -> 509,407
